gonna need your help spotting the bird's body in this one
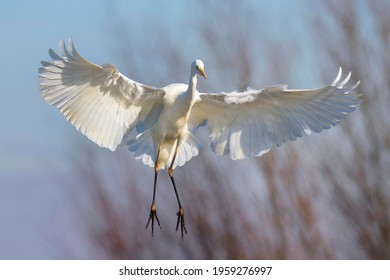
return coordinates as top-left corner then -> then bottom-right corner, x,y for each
39,39 -> 362,239
152,82 -> 194,169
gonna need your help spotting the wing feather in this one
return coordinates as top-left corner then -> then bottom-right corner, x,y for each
189,69 -> 362,159
39,39 -> 165,151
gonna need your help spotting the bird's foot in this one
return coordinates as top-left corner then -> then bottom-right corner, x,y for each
146,202 -> 161,236
176,207 -> 187,240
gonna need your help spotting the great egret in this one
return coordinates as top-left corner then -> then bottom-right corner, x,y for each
39,39 -> 362,239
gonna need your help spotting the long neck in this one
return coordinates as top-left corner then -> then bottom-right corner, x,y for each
187,67 -> 197,96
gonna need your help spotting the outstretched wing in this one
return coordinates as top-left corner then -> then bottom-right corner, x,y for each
39,38 -> 165,151
189,68 -> 362,160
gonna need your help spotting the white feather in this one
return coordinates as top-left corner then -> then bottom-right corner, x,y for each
40,39 -> 362,169
39,38 -> 164,151
189,69 -> 362,160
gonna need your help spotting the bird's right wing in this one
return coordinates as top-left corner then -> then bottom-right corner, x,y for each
189,69 -> 362,160
39,39 -> 165,151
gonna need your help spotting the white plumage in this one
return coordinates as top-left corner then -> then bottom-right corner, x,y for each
39,39 -> 362,238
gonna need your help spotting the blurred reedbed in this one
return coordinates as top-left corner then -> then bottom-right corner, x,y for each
59,0 -> 390,259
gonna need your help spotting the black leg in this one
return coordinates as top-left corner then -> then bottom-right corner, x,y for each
168,142 -> 187,240
168,169 -> 187,240
146,151 -> 162,236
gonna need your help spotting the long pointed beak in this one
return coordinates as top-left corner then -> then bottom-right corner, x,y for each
199,68 -> 207,79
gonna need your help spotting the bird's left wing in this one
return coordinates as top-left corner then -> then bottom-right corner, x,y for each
39,39 -> 165,151
189,68 -> 362,160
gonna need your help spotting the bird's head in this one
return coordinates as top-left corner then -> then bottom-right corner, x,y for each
193,59 -> 207,79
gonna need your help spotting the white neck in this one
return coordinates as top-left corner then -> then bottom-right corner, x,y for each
188,67 -> 197,95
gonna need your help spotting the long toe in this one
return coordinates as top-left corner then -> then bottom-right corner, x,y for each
176,207 -> 187,240
146,203 -> 161,236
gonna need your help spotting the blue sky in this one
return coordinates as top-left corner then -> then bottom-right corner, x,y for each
0,0 -> 312,259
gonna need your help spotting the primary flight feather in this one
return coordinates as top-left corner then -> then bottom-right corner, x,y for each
39,39 -> 362,239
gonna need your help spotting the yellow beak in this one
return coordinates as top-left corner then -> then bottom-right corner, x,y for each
199,68 -> 207,79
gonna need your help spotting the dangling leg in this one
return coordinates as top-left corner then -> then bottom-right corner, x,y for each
146,147 -> 161,236
168,142 -> 187,240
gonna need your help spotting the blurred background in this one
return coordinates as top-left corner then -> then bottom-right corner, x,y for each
1,0 -> 389,259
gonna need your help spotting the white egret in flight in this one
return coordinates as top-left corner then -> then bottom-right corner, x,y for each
39,39 -> 362,239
